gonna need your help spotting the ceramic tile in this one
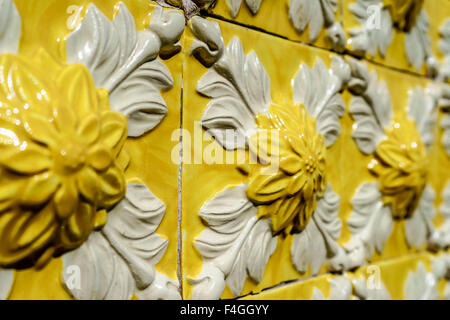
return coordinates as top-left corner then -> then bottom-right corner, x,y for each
180,15 -> 450,300
181,16 -> 353,300
338,57 -> 450,268
2,0 -> 182,300
0,0 -> 450,301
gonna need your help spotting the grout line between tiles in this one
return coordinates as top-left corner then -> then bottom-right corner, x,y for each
200,11 -> 443,83
177,63 -> 184,300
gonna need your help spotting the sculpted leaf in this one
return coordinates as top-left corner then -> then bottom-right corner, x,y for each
0,0 -> 20,54
345,183 -> 393,269
442,114 -> 450,156
226,0 -> 263,18
348,0 -> 392,57
0,269 -> 13,300
226,219 -> 277,296
312,276 -> 352,300
193,185 -> 277,298
291,185 -> 347,275
289,0 -> 345,50
439,183 -> 450,248
407,86 -> 437,147
405,10 -> 431,71
198,37 -> 271,150
67,4 -> 184,137
405,262 -> 439,300
439,19 -> 450,80
109,59 -> 173,137
293,57 -> 348,147
289,0 -> 323,42
62,183 -> 180,300
405,185 -> 436,248
348,59 -> 392,154
245,0 -> 263,15
62,232 -> 134,300
227,0 -> 242,17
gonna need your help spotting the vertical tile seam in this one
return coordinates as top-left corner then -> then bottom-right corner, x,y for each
177,37 -> 185,299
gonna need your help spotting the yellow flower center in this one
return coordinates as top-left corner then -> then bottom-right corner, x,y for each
369,120 -> 427,219
56,144 -> 85,173
0,50 -> 128,269
245,104 -> 327,235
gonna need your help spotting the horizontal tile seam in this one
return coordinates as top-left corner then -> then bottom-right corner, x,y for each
236,251 -> 439,299
197,11 -> 446,84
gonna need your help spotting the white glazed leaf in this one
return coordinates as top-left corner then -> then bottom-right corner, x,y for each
0,269 -> 13,300
193,185 -> 277,298
405,262 -> 439,300
405,10 -> 431,71
439,19 -> 450,80
405,185 -> 436,248
291,185 -> 346,274
198,37 -> 271,150
348,0 -> 393,57
439,183 -> 450,247
62,183 -> 179,300
288,0 -> 344,50
67,4 -> 184,137
345,182 -> 393,269
0,0 -> 20,54
293,57 -> 348,147
407,86 -> 436,147
348,59 -> 392,155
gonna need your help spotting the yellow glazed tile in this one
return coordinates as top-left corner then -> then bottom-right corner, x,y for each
339,57 -> 450,268
181,17 -> 354,300
202,0 -> 345,52
1,0 -> 183,300
241,252 -> 449,300
342,0 -> 439,76
180,11 -> 450,300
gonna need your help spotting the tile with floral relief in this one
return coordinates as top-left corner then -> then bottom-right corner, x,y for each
242,252 -> 450,300
181,16 -> 354,300
338,56 -> 450,271
342,0 -> 441,77
0,0 -> 183,300
190,0 -> 346,52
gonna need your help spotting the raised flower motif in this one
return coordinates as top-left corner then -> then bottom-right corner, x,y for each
189,17 -> 349,299
245,104 -> 327,234
369,120 -> 427,219
345,59 -> 438,268
0,50 -> 127,268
